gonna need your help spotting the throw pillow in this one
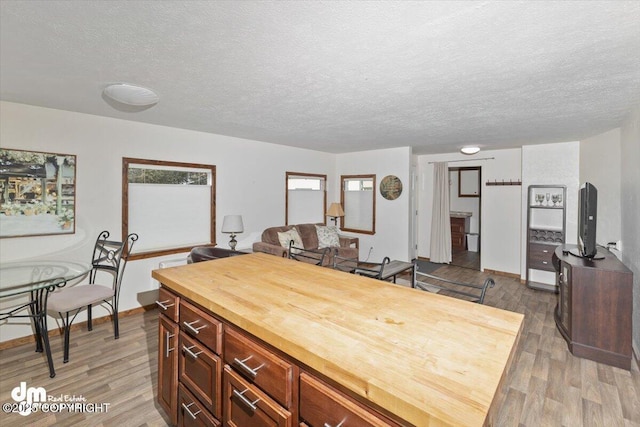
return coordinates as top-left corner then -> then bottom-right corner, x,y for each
277,228 -> 304,253
316,225 -> 340,248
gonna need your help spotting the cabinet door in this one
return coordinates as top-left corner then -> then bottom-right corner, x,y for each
179,332 -> 222,420
299,373 -> 394,427
224,366 -> 292,427
178,384 -> 221,427
159,314 -> 179,425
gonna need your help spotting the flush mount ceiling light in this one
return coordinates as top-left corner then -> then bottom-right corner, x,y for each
103,83 -> 159,106
460,146 -> 480,155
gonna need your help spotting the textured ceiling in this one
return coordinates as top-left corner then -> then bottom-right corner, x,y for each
1,1 -> 639,154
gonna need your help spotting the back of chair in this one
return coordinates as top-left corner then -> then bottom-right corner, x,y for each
89,230 -> 138,301
288,241 -> 328,266
354,257 -> 391,279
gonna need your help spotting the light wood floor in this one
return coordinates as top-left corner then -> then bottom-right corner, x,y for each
451,248 -> 481,270
0,266 -> 638,426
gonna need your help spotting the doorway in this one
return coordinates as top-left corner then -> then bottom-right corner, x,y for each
448,166 -> 481,270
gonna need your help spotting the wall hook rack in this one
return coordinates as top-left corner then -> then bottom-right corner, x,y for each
486,179 -> 522,186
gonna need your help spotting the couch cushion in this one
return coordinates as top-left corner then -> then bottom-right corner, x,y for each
315,225 -> 340,248
295,223 -> 320,249
277,227 -> 304,252
262,225 -> 294,246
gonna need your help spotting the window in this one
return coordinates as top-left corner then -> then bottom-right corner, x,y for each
123,158 -> 216,259
286,172 -> 326,225
340,174 -> 375,234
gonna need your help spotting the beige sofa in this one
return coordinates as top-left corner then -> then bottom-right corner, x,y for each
252,223 -> 358,265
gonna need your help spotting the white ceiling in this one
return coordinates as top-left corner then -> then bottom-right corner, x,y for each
1,1 -> 639,155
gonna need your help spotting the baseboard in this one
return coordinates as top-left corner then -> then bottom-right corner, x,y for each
482,268 -> 521,280
0,304 -> 157,351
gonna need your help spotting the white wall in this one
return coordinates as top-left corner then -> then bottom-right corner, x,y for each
620,105 -> 640,359
521,142 -> 580,284
0,101 -> 336,342
335,147 -> 412,263
417,148 -> 522,274
579,129 -> 622,246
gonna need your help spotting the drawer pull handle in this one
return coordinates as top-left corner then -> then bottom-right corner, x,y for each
183,344 -> 204,359
233,388 -> 260,413
165,331 -> 175,358
183,320 -> 206,335
324,420 -> 346,427
182,402 -> 201,419
155,299 -> 175,310
542,261 -> 548,265
542,250 -> 549,253
233,356 -> 265,379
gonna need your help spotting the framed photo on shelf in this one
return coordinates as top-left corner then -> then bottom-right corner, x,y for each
0,148 -> 76,238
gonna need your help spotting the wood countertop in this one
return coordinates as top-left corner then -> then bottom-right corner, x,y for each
152,253 -> 523,427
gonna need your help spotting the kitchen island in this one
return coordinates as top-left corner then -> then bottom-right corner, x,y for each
153,252 -> 523,426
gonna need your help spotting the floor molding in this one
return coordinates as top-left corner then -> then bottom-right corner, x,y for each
483,268 -> 520,280
0,304 -> 156,351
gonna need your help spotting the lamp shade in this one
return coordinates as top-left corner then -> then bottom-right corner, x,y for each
326,203 -> 345,217
221,215 -> 244,233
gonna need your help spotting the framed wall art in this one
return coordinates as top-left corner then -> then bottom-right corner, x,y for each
0,148 -> 76,238
380,175 -> 403,200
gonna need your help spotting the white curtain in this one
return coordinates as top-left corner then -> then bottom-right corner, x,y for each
430,162 -> 451,263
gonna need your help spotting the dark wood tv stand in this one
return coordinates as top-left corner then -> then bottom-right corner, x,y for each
553,244 -> 633,369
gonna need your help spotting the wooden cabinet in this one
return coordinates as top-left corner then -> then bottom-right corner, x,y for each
526,185 -> 566,291
158,296 -> 180,426
553,245 -> 633,370
158,287 -> 402,426
179,332 -> 222,419
299,373 -> 393,427
178,384 -> 221,427
223,366 -> 292,427
450,216 -> 468,251
224,327 -> 294,409
158,292 -> 224,426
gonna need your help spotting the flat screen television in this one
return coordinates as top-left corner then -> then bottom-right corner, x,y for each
577,182 -> 598,258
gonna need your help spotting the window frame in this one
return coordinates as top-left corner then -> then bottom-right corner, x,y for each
285,172 -> 327,226
122,157 -> 216,260
340,174 -> 376,235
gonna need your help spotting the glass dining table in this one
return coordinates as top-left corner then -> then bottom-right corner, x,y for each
0,260 -> 91,378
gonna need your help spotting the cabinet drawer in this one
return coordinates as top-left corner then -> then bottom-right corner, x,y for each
223,365 -> 292,427
179,332 -> 222,420
300,373 -> 393,427
178,383 -> 221,427
157,287 -> 179,322
180,300 -> 222,354
224,327 -> 294,409
528,243 -> 557,272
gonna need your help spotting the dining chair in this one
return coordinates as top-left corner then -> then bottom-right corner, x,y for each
288,242 -> 329,266
332,254 -> 391,280
47,230 -> 138,363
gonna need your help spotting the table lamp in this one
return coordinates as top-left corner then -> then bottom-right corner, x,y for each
221,215 -> 243,250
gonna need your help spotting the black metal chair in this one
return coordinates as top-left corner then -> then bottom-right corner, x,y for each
288,241 -> 329,266
332,254 -> 390,280
413,266 -> 495,304
47,230 -> 138,362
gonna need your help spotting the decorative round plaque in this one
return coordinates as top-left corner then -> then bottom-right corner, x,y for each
380,175 -> 403,200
